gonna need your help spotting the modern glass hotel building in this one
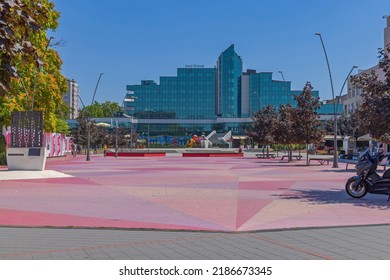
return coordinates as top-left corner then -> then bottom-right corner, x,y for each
124,45 -> 336,138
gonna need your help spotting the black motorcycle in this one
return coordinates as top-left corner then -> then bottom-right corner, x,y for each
345,150 -> 390,201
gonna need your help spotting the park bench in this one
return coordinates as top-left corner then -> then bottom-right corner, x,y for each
256,153 -> 276,159
280,155 -> 302,160
308,155 -> 332,165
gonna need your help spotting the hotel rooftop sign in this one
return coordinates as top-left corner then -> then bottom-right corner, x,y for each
185,64 -> 205,68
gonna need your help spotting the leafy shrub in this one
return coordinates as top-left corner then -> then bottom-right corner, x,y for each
0,135 -> 6,166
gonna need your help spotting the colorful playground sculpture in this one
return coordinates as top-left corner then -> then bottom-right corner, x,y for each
187,135 -> 201,148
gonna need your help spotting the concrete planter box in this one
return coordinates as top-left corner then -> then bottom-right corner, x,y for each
6,147 -> 47,171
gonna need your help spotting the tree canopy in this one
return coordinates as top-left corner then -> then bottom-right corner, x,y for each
324,111 -> 359,138
0,0 -> 53,95
273,104 -> 295,145
291,82 -> 324,146
0,0 -> 69,133
351,45 -> 390,143
249,105 -> 278,147
79,101 -> 122,118
72,111 -> 128,149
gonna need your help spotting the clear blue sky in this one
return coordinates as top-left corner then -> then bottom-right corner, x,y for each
51,0 -> 389,106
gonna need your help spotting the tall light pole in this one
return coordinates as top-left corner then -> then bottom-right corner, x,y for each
91,73 -> 104,104
336,66 -> 358,113
253,91 -> 261,110
115,119 -> 118,157
124,94 -> 137,151
86,73 -> 104,161
315,33 -> 338,168
144,109 -> 155,152
316,33 -> 358,168
145,109 -> 151,152
278,70 -> 290,104
123,112 -> 133,151
278,70 -> 293,161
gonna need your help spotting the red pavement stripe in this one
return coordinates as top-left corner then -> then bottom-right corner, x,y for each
0,177 -> 99,185
0,208 -> 212,231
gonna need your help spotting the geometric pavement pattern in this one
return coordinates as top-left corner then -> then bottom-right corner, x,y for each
1,155 -> 390,232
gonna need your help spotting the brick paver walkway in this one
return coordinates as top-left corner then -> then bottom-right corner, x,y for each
1,154 -> 390,231
1,153 -> 390,259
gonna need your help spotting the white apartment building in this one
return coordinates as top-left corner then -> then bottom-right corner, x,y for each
63,79 -> 79,119
345,16 -> 390,113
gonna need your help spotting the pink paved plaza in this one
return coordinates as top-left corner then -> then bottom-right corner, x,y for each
1,154 -> 390,232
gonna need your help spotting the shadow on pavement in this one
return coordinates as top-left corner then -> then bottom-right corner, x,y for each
278,188 -> 390,210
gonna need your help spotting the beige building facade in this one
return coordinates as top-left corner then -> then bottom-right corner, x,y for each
345,16 -> 390,113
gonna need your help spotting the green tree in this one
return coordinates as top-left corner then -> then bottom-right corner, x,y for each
55,119 -> 71,135
72,111 -> 97,147
79,101 -> 122,118
0,0 -> 54,96
351,45 -> 390,143
249,105 -> 278,157
324,111 -> 359,138
291,82 -> 325,165
108,127 -> 128,148
0,134 -> 6,165
102,101 -> 122,117
0,0 -> 69,132
72,117 -> 128,152
273,104 -> 295,161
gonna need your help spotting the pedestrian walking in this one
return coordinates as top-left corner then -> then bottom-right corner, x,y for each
70,143 -> 76,158
103,144 -> 107,157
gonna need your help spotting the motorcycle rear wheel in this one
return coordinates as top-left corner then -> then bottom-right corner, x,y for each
345,178 -> 368,199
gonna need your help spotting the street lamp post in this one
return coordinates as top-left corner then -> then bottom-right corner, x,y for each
278,70 -> 290,104
123,95 -> 136,151
130,119 -> 133,151
315,33 -> 338,168
144,109 -> 156,152
147,110 -> 150,152
123,113 -> 133,151
253,91 -> 261,110
115,119 -> 118,157
316,33 -> 358,168
278,70 -> 293,161
122,91 -> 138,151
86,120 -> 92,161
336,66 -> 359,113
86,72 -> 104,161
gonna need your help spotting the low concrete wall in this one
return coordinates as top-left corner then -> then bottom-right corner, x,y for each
6,147 -> 47,171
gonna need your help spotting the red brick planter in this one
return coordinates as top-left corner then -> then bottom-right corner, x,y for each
182,152 -> 243,157
105,152 -> 166,157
